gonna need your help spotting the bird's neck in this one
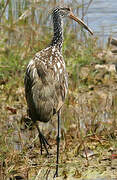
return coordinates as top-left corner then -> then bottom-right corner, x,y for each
51,14 -> 63,51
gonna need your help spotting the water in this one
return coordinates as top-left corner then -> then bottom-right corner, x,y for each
1,0 -> 117,46
68,0 -> 117,46
84,0 -> 117,45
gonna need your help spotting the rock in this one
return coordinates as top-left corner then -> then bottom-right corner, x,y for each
95,64 -> 116,72
108,37 -> 117,47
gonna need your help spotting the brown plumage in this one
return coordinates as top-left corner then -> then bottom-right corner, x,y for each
25,46 -> 67,123
24,6 -> 93,177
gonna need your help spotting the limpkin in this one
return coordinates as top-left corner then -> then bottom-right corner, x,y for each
24,6 -> 93,177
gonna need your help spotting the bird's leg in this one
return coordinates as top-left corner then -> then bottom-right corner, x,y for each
36,124 -> 50,155
54,109 -> 61,178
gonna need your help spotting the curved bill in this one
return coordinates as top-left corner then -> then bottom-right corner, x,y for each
69,12 -> 93,35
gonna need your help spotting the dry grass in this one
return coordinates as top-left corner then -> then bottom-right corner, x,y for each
0,0 -> 117,179
1,50 -> 117,179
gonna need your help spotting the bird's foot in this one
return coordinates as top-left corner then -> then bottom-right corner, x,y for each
53,170 -> 58,178
39,131 -> 51,155
53,164 -> 59,178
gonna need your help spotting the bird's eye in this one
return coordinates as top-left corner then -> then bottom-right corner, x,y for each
67,7 -> 70,11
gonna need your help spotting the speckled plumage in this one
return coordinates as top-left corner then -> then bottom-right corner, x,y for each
24,7 -> 69,125
24,44 -> 68,122
24,6 -> 93,177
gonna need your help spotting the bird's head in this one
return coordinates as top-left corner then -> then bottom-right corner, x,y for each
52,6 -> 93,35
52,6 -> 71,18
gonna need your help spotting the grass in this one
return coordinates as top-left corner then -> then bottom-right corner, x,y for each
1,33 -> 117,179
0,33 -> 117,179
0,1 -> 117,179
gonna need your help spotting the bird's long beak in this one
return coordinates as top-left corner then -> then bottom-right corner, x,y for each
69,12 -> 93,35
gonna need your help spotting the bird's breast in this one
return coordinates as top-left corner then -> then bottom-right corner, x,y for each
25,46 -> 68,119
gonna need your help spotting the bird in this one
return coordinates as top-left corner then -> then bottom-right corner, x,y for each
24,6 -> 93,177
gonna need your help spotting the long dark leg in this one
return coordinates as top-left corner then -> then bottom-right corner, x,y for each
54,109 -> 61,178
36,124 -> 50,155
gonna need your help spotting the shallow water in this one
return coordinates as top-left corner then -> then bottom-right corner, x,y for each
83,0 -> 117,45
2,0 -> 117,46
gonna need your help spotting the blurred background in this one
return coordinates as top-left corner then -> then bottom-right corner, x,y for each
0,0 -> 117,47
0,1 -> 117,179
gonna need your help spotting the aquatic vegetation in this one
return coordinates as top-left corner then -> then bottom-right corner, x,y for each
0,0 -> 117,179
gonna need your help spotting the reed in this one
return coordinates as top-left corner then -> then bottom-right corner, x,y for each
1,1 -> 117,179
